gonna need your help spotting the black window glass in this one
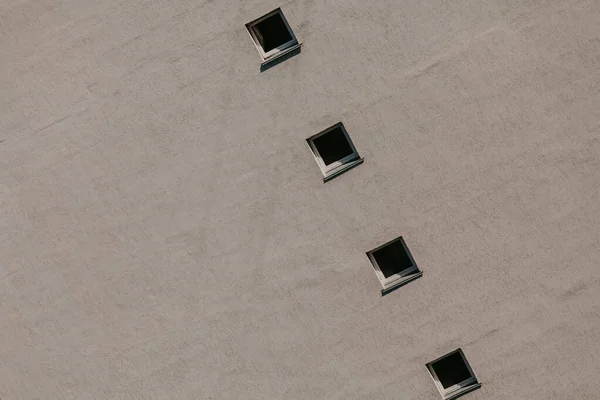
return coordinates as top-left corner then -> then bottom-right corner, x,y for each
252,13 -> 293,53
432,352 -> 473,389
313,127 -> 355,166
372,240 -> 414,278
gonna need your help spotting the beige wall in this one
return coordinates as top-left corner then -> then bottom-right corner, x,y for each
2,0 -> 600,399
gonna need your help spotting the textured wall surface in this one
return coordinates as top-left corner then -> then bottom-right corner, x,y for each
2,0 -> 600,399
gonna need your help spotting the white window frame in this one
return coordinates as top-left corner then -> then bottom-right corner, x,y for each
366,236 -> 421,293
426,349 -> 480,400
307,122 -> 361,180
246,8 -> 299,61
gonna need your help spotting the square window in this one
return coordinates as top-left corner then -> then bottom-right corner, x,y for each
246,9 -> 300,63
367,236 -> 422,294
307,123 -> 363,182
427,349 -> 481,400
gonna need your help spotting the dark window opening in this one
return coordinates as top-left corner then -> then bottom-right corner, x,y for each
313,126 -> 355,166
252,13 -> 293,53
372,239 -> 414,278
431,351 -> 473,389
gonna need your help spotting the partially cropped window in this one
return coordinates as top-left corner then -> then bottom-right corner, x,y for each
307,123 -> 363,182
367,236 -> 422,294
427,349 -> 481,400
246,8 -> 300,64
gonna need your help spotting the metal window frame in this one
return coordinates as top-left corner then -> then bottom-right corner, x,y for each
306,122 -> 362,180
366,236 -> 422,293
426,349 -> 481,400
246,8 -> 299,61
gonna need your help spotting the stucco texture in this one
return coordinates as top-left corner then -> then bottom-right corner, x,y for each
2,0 -> 600,399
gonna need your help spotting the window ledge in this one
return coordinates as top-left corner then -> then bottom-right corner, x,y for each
381,270 -> 423,295
323,158 -> 364,183
261,42 -> 302,69
443,383 -> 481,400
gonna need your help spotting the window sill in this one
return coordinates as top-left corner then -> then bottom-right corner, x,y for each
261,42 -> 302,71
443,383 -> 481,400
323,158 -> 364,183
381,270 -> 423,295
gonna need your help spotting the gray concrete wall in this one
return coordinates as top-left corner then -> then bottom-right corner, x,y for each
2,0 -> 600,399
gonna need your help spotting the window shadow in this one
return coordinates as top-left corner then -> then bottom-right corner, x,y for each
260,45 -> 302,72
